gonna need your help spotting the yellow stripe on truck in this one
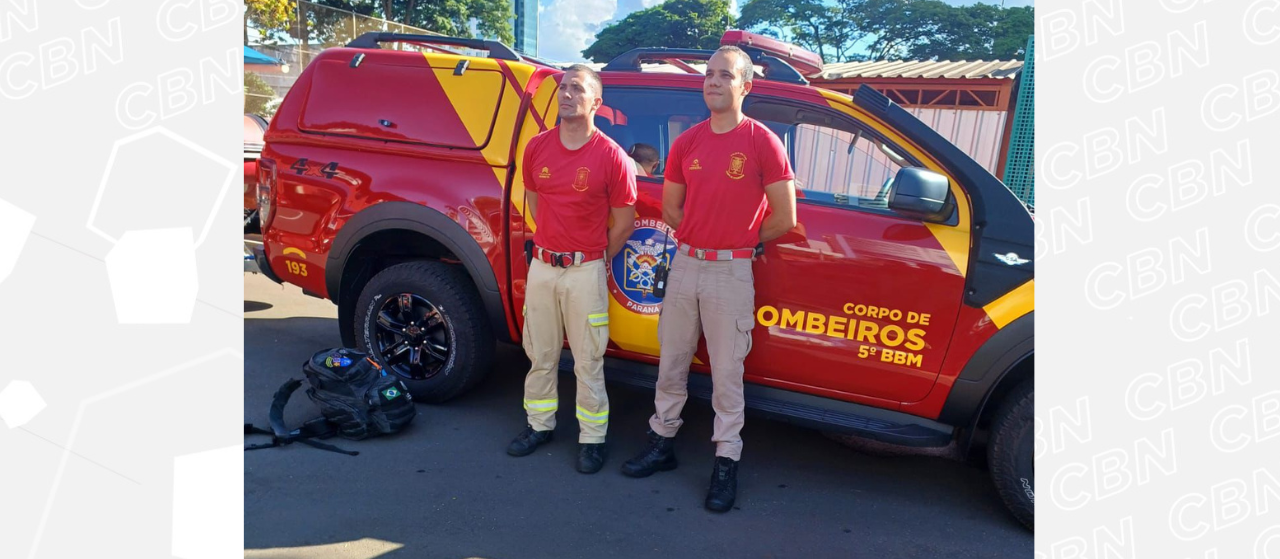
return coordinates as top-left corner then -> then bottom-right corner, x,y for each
983,279 -> 1034,329
424,52 -> 540,216
512,74 -> 562,233
605,293 -> 702,363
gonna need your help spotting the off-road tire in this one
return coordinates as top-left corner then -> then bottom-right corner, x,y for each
988,379 -> 1035,531
353,261 -> 494,403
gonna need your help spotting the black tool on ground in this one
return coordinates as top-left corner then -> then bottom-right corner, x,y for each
652,230 -> 674,299
245,348 -> 416,456
524,239 -> 535,266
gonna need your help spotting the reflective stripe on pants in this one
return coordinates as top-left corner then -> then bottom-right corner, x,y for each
522,258 -> 611,443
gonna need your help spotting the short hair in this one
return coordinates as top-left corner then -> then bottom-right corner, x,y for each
627,143 -> 659,165
562,63 -> 603,95
714,46 -> 754,83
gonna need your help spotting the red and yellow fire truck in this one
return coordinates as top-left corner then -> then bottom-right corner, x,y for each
252,31 -> 1035,529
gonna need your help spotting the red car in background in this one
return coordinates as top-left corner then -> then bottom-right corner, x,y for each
244,113 -> 268,232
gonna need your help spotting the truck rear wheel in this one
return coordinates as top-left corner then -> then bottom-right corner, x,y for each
353,261 -> 494,403
988,379 -> 1035,531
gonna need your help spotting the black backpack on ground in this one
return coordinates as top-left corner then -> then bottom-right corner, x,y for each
245,348 -> 416,456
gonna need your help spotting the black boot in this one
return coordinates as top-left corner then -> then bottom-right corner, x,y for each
705,456 -> 738,512
506,425 -> 554,457
577,443 -> 608,474
621,430 -> 678,477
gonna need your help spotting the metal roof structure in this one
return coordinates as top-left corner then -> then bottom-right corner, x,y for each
815,60 -> 1023,81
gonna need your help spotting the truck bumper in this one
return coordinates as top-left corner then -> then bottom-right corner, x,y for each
244,238 -> 284,285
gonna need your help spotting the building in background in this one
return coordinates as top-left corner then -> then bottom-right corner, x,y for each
809,59 -> 1025,194
512,0 -> 537,56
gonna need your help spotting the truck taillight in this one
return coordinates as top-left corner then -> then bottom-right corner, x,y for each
257,158 -> 276,228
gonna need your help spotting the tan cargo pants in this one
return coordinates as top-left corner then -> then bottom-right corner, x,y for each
649,251 -> 756,460
522,258 -> 611,443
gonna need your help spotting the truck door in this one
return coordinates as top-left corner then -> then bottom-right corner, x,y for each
741,96 -> 969,404
510,67 -> 568,334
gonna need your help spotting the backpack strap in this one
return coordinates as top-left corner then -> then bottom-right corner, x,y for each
269,378 -> 303,439
243,423 -> 278,450
244,379 -> 359,456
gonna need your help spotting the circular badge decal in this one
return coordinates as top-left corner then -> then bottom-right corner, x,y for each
607,217 -> 676,315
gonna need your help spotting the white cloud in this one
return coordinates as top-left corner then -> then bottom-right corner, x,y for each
538,0 -> 620,62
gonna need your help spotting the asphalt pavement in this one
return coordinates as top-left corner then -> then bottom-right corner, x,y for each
244,271 -> 1032,559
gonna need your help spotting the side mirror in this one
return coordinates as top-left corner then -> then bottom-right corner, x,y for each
888,167 -> 954,222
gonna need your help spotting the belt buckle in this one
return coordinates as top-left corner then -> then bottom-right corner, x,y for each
558,253 -> 572,268
694,248 -> 706,260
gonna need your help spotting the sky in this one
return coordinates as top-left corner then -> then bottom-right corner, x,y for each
534,0 -> 1034,63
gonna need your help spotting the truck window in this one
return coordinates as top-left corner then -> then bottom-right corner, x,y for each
596,87 -> 917,213
789,123 -> 904,210
744,99 -> 917,215
596,88 -> 708,180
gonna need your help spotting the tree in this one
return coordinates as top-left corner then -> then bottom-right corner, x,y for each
303,0 -> 377,46
374,0 -> 514,45
898,3 -> 1032,59
245,71 -> 276,115
737,0 -> 861,62
582,0 -> 733,63
847,0 -> 1033,61
245,0 -> 296,44
985,6 -> 1033,59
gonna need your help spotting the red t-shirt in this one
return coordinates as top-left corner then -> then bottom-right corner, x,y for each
665,118 -> 794,250
522,128 -> 638,253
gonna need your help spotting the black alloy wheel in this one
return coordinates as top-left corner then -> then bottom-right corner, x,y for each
373,293 -> 453,381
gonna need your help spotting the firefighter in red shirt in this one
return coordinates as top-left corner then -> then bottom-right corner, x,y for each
507,65 -> 638,474
621,46 -> 797,512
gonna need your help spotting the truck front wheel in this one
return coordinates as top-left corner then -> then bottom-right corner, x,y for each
353,261 -> 494,403
988,379 -> 1035,531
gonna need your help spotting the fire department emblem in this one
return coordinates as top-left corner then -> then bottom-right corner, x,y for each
538,166 -> 551,179
572,166 -> 591,191
689,159 -> 702,171
608,218 -> 676,315
726,152 -> 747,180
